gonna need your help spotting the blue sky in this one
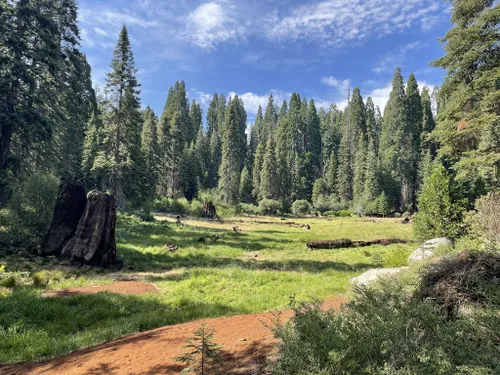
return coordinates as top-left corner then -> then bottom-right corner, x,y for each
78,0 -> 451,121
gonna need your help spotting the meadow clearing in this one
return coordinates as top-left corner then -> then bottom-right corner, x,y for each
0,213 -> 415,363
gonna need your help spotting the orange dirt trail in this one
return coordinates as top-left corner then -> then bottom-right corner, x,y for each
0,297 -> 346,375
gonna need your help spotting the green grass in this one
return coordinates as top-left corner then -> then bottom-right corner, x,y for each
0,213 -> 415,363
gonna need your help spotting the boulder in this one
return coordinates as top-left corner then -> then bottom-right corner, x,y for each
351,267 -> 409,286
408,237 -> 453,263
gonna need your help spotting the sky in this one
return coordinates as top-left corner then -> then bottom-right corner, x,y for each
78,0 -> 451,122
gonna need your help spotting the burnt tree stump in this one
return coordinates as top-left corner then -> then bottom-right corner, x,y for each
61,191 -> 117,267
43,183 -> 87,256
203,201 -> 217,219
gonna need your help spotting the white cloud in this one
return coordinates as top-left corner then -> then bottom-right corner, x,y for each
184,1 -> 247,50
228,90 -> 291,115
93,27 -> 109,37
373,41 -> 426,73
264,0 -> 446,47
321,76 -> 351,94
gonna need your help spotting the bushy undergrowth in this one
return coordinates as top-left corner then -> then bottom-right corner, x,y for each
259,199 -> 282,215
291,200 -> 312,216
273,279 -> 500,374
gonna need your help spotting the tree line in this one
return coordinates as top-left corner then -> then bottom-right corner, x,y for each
1,0 -> 498,226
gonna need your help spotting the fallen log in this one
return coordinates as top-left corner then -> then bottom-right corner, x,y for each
254,220 -> 311,229
307,238 -> 409,250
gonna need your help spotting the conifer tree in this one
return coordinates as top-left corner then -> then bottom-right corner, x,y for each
380,67 -> 410,211
141,106 -> 159,197
365,97 -> 378,153
94,26 -> 144,206
219,99 -> 243,204
306,99 -> 322,174
188,99 -> 202,145
325,151 -> 337,195
252,142 -> 265,200
432,0 -> 500,188
195,127 -> 210,189
353,133 -> 367,209
259,136 -> 279,200
363,139 -> 380,212
262,94 -> 278,142
180,143 -> 199,201
406,73 -> 423,208
239,166 -> 253,203
337,98 -> 353,202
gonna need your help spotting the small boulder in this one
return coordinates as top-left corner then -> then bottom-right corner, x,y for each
351,267 -> 409,286
408,237 -> 453,263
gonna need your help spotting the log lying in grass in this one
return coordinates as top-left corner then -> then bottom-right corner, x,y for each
254,221 -> 311,229
307,238 -> 409,250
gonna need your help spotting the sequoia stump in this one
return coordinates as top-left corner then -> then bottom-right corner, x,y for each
203,201 -> 217,219
43,183 -> 87,255
61,191 -> 117,267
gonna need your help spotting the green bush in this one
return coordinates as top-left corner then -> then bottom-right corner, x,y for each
414,165 -> 467,240
1,275 -> 16,288
9,173 -> 59,234
273,282 -> 500,374
313,195 -> 333,213
334,209 -> 351,217
291,200 -> 312,216
188,199 -> 205,218
259,199 -> 281,215
240,203 -> 260,215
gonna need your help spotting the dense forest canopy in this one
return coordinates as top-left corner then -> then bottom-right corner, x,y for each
1,0 -> 499,237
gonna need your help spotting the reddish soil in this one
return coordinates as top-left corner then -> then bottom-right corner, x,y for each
0,297 -> 347,375
41,281 -> 159,298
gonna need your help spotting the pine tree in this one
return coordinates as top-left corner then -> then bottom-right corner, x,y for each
219,99 -> 243,204
94,26 -> 144,206
141,106 -> 159,197
188,99 -> 202,145
325,151 -> 337,195
195,127 -> 210,189
207,93 -> 219,138
365,97 -> 378,153
406,73 -> 423,209
180,143 -> 199,201
363,139 -> 380,213
432,0 -> 500,188
259,136 -> 279,200
306,99 -> 322,175
353,133 -> 367,210
252,142 -> 265,200
421,86 -> 436,152
239,166 -> 253,203
379,67 -> 410,211
262,94 -> 278,142
337,95 -> 353,202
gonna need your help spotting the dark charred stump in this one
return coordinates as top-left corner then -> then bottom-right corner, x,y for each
42,183 -> 87,256
61,191 -> 117,267
203,201 -> 217,219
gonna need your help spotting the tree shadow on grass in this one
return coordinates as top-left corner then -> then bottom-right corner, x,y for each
0,290 -> 248,365
117,245 -> 375,274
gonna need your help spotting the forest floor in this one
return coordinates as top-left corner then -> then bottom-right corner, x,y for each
0,295 -> 347,375
0,214 -> 416,369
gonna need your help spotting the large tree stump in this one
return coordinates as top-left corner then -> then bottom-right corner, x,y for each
203,201 -> 217,219
43,183 -> 87,256
61,191 -> 117,267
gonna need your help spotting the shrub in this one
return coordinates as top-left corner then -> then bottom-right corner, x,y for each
334,209 -> 351,218
188,200 -> 205,218
313,195 -> 333,213
1,275 -> 16,288
153,197 -> 170,213
273,281 -> 500,374
414,165 -> 467,240
259,199 -> 281,215
240,203 -> 260,215
291,200 -> 311,216
473,192 -> 500,247
10,173 -> 59,234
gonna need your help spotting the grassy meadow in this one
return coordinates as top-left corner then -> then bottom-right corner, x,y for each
0,214 -> 416,363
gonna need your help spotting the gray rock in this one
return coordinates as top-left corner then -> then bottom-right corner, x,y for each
351,267 -> 409,285
408,237 -> 453,263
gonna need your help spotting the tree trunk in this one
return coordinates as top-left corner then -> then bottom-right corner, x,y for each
307,238 -> 409,250
43,183 -> 87,255
61,191 -> 117,267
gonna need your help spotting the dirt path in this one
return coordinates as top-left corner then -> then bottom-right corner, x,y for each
0,297 -> 346,375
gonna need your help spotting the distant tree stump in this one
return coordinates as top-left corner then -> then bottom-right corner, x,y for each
203,201 -> 217,219
61,191 -> 117,267
43,183 -> 87,256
